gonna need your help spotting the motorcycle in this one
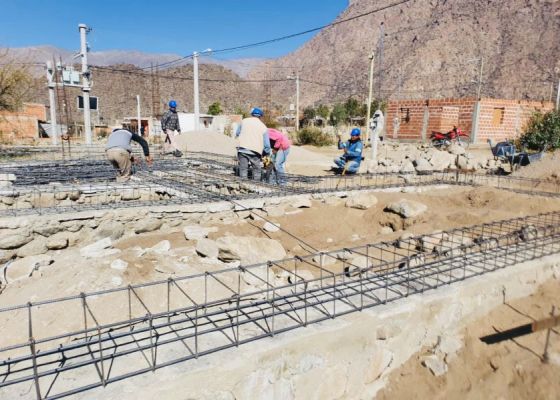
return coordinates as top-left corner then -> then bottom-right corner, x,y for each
430,126 -> 470,149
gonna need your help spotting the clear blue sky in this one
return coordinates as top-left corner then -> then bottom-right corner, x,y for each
0,0 -> 348,58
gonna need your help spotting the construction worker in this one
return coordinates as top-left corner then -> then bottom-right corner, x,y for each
235,107 -> 271,180
161,100 -> 183,157
333,128 -> 363,174
106,127 -> 152,182
267,128 -> 292,185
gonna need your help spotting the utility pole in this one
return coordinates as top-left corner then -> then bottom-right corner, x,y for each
477,57 -> 484,99
79,23 -> 92,144
365,53 -> 375,145
193,51 -> 200,131
296,74 -> 300,132
45,61 -> 59,145
136,95 -> 141,135
287,73 -> 300,132
556,79 -> 560,110
377,23 -> 385,97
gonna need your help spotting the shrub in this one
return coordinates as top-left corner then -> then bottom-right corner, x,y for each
520,110 -> 560,151
296,127 -> 333,146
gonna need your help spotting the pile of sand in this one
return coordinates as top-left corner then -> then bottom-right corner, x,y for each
173,130 -> 333,167
174,130 -> 237,156
513,150 -> 560,182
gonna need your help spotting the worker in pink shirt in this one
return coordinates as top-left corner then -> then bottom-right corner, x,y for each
267,128 -> 291,185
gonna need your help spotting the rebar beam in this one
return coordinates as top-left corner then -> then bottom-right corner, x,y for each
1,212 -> 560,399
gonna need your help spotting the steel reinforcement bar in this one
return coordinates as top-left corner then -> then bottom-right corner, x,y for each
1,212 -> 560,399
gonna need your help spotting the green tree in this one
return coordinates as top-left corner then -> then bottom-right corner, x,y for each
330,103 -> 347,126
344,97 -> 361,118
0,63 -> 32,111
316,104 -> 330,120
207,101 -> 222,116
303,106 -> 316,123
520,110 -> 560,150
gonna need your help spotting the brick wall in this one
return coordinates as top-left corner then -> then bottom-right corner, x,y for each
385,98 -> 476,141
476,98 -> 554,143
0,103 -> 47,141
385,98 -> 553,143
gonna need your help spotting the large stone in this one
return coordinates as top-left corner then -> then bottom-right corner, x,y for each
429,151 -> 455,172
16,237 -> 48,257
264,205 -> 286,217
149,240 -> 171,254
5,254 -> 53,282
0,173 -> 16,182
448,143 -> 466,155
46,233 -> 69,250
134,218 -> 162,234
385,199 -> 428,219
0,249 -> 15,263
345,193 -> 378,210
399,161 -> 416,173
33,223 -> 62,237
422,355 -> 448,377
80,237 -> 114,258
196,239 -> 219,259
413,158 -> 433,174
311,253 -> 337,266
216,236 -> 286,264
263,222 -> 280,233
30,192 -> 56,208
0,233 -> 32,250
183,225 -> 217,241
121,189 -> 141,201
95,220 -> 125,240
290,196 -> 312,209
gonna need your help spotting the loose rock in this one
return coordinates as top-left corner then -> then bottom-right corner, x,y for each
345,193 -> 378,210
5,254 -> 53,283
16,237 -> 48,257
0,233 -> 32,250
134,218 -> 162,234
110,259 -> 129,271
46,233 -> 69,250
385,199 -> 428,219
216,236 -> 286,264
263,222 -> 280,233
196,239 -> 219,259
183,225 -> 217,241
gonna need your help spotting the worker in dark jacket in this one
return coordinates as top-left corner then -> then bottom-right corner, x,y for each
106,128 -> 152,182
333,128 -> 363,174
160,100 -> 182,157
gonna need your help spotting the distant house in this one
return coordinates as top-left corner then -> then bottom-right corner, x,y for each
385,98 -> 554,143
0,103 -> 47,142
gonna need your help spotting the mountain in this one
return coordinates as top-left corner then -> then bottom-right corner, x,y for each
0,46 -> 263,78
248,0 -> 560,109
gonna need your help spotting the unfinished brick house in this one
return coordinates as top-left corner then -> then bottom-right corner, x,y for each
385,98 -> 554,143
0,103 -> 47,143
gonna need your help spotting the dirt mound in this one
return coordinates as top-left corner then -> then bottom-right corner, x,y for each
514,151 -> 560,181
174,130 -> 237,156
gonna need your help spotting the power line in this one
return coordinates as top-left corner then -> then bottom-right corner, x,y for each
123,0 -> 415,71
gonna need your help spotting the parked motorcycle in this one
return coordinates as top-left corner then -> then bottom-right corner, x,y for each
430,126 -> 470,149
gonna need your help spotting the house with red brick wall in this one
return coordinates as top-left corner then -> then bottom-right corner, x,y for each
385,98 -> 554,143
0,103 -> 47,142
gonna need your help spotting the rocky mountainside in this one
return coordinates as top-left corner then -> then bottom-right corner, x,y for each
249,0 -> 560,109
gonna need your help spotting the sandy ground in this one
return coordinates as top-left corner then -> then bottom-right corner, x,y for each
513,150 -> 560,181
377,278 -> 560,400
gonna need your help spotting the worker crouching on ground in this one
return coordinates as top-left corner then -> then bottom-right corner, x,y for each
266,128 -> 291,185
236,107 -> 271,180
106,127 -> 152,182
333,128 -> 363,174
161,100 -> 183,157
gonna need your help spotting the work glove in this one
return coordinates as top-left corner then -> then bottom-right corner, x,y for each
262,156 -> 272,169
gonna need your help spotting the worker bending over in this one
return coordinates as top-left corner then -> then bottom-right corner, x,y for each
333,128 -> 363,174
267,128 -> 291,185
161,100 -> 183,157
236,107 -> 271,180
106,127 -> 152,182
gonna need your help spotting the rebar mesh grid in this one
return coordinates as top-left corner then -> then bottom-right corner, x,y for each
1,211 -> 559,399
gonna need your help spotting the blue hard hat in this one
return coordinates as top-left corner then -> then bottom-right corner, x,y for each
169,100 -> 177,108
350,128 -> 361,136
251,107 -> 264,117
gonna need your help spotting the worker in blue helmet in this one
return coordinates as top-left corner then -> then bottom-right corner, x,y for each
333,128 -> 363,174
235,107 -> 271,180
160,100 -> 183,157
